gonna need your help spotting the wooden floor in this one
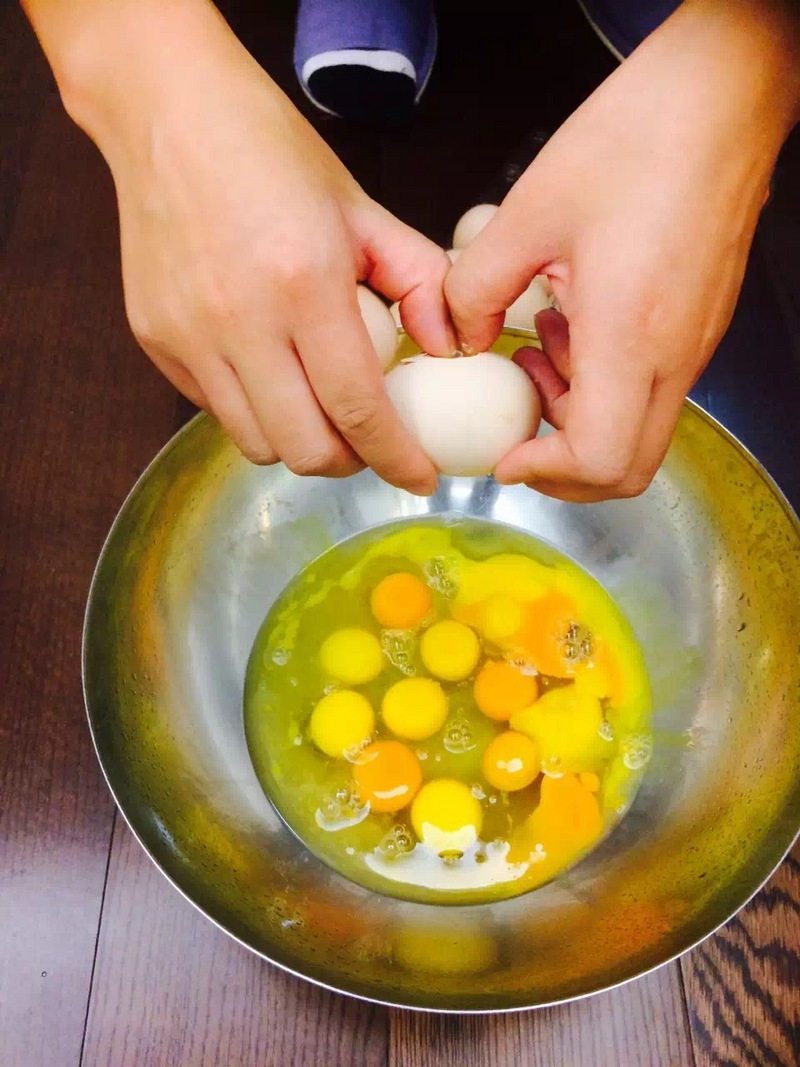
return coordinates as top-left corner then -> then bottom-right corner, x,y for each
2,3 -> 798,1064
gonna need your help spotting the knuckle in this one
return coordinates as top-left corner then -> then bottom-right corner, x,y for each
285,445 -> 342,477
331,394 -> 382,441
127,307 -> 161,351
238,440 -> 278,466
617,472 -> 653,499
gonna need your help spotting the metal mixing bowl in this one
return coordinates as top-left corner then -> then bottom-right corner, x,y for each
83,354 -> 800,1011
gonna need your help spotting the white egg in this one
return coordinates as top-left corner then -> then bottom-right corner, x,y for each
446,248 -> 461,263
385,353 -> 541,476
505,275 -> 553,329
452,204 -> 498,249
357,285 -> 399,370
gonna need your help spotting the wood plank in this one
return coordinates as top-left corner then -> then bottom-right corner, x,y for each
0,4 -> 52,253
0,84 -> 181,1067
81,820 -> 389,1067
681,847 -> 799,1067
389,963 -> 693,1067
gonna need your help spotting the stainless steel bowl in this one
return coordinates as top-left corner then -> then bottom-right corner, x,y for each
83,354 -> 800,1011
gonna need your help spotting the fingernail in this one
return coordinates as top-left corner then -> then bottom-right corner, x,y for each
459,339 -> 478,356
407,475 -> 437,497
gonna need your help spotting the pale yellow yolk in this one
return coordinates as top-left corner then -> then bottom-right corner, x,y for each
510,684 -> 606,773
481,594 -> 524,644
420,620 -> 480,681
309,690 -> 375,758
381,677 -> 448,740
320,628 -> 384,685
411,778 -> 483,854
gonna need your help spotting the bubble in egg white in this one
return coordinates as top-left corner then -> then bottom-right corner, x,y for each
386,352 -> 541,476
357,284 -> 399,370
452,203 -> 498,249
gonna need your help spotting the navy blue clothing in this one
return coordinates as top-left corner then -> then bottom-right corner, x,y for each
580,0 -> 681,56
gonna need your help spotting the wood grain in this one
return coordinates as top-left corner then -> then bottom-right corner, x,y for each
389,963 -> 694,1067
682,844 -> 800,1067
81,820 -> 389,1067
0,45 -> 181,1067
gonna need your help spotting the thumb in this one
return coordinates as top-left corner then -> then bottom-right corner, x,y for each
444,195 -> 556,353
355,201 -> 456,357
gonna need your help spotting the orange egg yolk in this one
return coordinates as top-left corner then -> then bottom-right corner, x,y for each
473,660 -> 538,720
482,731 -> 540,791
370,572 -> 433,629
511,591 -> 580,678
353,740 -> 422,813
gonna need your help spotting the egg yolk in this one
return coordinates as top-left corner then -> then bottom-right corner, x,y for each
382,677 -> 448,740
579,771 -> 600,793
480,594 -> 524,645
370,571 -> 433,629
420,620 -> 480,682
320,628 -> 384,685
309,690 -> 374,758
411,778 -> 483,854
482,731 -> 540,791
353,740 -> 422,812
529,773 -> 602,843
510,684 -> 605,773
509,772 -> 602,865
512,591 -> 580,678
473,660 -> 538,721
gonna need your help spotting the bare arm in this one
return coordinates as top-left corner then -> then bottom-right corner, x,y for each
446,0 -> 800,501
23,0 -> 454,491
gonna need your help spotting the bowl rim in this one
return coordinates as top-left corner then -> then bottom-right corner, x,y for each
81,399 -> 800,1013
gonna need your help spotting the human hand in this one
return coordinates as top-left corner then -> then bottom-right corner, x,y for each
57,1 -> 453,492
445,0 -> 799,501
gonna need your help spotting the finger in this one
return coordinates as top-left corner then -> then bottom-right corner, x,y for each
444,195 -> 558,353
513,346 -> 569,429
235,343 -> 363,479
534,309 -> 571,379
356,203 -> 456,356
193,358 -> 279,466
517,381 -> 685,502
146,348 -> 210,410
495,321 -> 653,497
294,286 -> 438,494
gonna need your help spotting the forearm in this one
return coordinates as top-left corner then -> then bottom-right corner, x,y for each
20,0 -> 280,156
652,0 -> 800,141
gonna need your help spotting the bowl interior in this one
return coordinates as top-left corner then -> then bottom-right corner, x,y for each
84,398 -> 800,1011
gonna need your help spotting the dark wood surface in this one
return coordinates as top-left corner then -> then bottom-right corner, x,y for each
2,3 -> 798,1065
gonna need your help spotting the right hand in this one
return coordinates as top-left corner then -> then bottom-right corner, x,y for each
65,2 -> 453,493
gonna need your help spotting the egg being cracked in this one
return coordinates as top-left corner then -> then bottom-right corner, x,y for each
385,352 -> 541,476
357,284 -> 399,370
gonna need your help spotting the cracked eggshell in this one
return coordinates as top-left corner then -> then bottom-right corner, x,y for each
385,352 -> 541,476
357,285 -> 399,370
452,204 -> 498,249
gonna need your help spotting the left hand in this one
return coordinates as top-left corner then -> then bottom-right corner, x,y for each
445,0 -> 799,502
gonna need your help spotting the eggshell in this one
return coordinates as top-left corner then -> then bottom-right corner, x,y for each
452,204 -> 498,249
389,300 -> 402,327
505,275 -> 553,329
385,353 -> 541,476
357,285 -> 399,370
